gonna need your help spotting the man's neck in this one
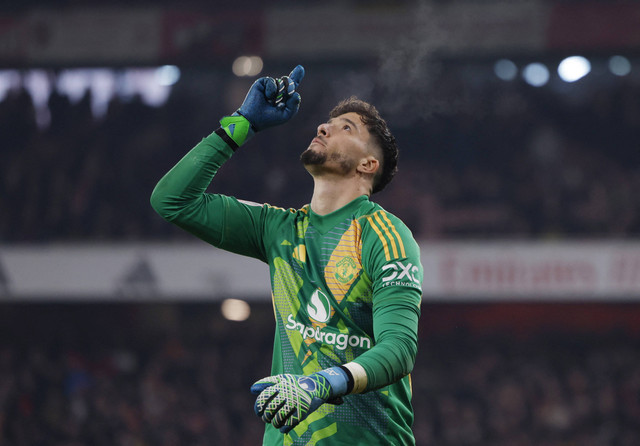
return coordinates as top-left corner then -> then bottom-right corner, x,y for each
309,177 -> 370,215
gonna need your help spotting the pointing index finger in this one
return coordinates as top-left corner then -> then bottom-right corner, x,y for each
288,65 -> 305,87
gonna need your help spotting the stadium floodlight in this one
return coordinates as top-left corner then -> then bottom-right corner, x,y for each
494,59 -> 518,81
23,70 -> 52,128
522,62 -> 550,87
557,56 -> 591,82
0,70 -> 21,102
232,56 -> 264,77
221,298 -> 251,321
155,65 -> 181,86
609,55 -> 631,76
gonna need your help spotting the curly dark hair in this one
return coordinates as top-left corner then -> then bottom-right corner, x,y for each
329,97 -> 399,194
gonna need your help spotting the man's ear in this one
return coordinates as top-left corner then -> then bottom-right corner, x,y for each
356,156 -> 380,175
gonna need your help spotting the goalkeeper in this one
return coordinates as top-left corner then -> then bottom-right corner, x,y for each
151,65 -> 423,445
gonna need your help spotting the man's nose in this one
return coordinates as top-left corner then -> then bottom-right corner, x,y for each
317,123 -> 330,136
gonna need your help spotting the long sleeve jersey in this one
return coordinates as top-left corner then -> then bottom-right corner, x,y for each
151,131 -> 423,446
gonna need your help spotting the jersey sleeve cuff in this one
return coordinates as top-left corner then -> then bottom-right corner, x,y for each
214,127 -> 239,151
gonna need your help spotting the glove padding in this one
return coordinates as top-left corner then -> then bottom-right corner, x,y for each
251,367 -> 348,434
237,65 -> 305,132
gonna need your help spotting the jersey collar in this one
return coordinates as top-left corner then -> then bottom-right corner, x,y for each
308,195 -> 369,234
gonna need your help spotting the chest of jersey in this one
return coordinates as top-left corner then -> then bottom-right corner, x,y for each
268,212 -> 374,363
273,213 -> 372,303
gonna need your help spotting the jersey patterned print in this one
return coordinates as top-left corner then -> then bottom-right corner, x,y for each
254,196 -> 422,446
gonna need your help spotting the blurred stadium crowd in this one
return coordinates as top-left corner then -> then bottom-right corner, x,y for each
1,63 -> 639,242
1,303 -> 640,446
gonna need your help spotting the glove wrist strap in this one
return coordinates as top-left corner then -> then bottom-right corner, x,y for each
218,114 -> 255,149
316,366 -> 351,398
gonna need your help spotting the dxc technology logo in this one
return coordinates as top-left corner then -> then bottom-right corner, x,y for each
381,261 -> 421,289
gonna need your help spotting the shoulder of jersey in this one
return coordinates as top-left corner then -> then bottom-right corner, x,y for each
357,206 -> 409,261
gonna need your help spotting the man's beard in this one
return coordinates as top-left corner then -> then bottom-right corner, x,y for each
300,148 -> 355,175
300,147 -> 327,166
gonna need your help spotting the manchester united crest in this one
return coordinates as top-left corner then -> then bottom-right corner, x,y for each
335,256 -> 357,284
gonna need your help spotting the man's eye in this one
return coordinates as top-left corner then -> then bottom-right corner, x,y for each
343,125 -> 351,131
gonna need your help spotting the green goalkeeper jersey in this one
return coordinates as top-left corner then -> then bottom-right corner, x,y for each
151,132 -> 423,446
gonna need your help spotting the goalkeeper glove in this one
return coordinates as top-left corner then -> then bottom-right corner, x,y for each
250,366 -> 350,434
216,65 -> 305,149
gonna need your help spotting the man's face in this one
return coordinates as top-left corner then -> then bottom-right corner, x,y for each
300,112 -> 373,175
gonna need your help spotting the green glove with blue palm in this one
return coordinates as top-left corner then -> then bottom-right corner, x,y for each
216,65 -> 305,150
251,366 -> 351,434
